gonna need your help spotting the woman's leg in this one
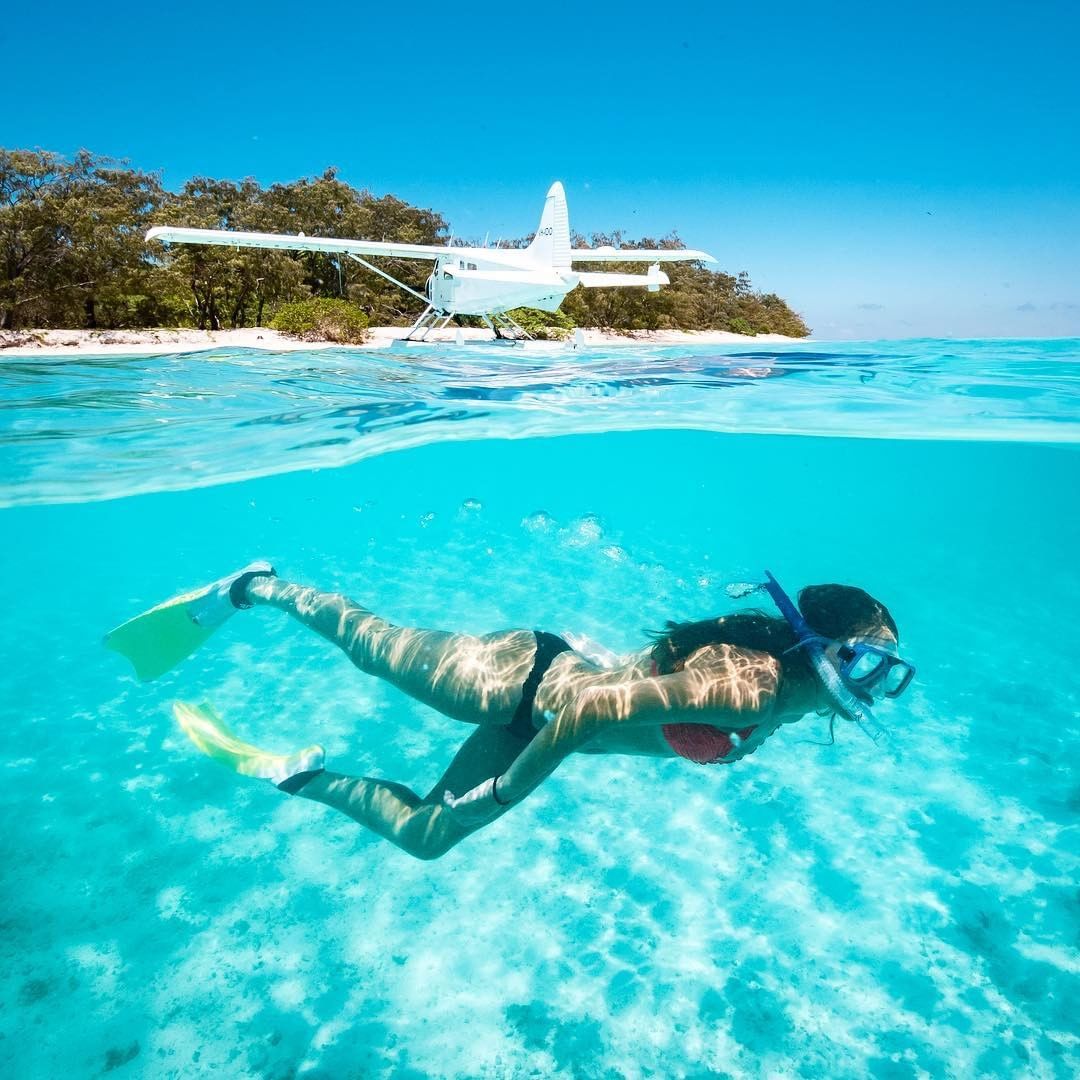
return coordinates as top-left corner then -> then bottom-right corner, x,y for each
292,724 -> 532,860
246,576 -> 537,726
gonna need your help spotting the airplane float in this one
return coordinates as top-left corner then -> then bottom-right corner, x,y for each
146,182 -> 716,341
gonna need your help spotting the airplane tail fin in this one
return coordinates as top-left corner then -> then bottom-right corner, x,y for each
527,182 -> 571,270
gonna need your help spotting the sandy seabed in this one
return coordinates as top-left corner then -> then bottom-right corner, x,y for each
0,325 -> 803,357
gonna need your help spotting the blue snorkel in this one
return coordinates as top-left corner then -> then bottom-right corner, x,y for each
761,570 -> 888,743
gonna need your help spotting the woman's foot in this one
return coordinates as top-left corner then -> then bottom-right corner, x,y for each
186,560 -> 277,628
228,562 -> 278,609
173,701 -> 324,790
105,561 -> 277,682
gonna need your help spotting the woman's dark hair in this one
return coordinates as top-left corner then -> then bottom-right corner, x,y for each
651,583 -> 898,675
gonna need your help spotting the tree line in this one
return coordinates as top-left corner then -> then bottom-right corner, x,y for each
1,149 -> 809,336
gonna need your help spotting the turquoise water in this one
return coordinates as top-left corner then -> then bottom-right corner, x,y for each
1,340 -> 1077,1077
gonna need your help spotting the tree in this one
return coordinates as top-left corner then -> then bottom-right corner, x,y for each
561,230 -> 809,336
0,149 -> 165,329
0,148 -> 809,336
150,177 -> 304,329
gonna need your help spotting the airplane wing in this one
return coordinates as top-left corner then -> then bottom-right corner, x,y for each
145,226 -> 452,261
570,247 -> 716,264
576,270 -> 670,288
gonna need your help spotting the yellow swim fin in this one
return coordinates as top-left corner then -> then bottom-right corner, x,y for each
173,701 -> 324,785
104,561 -> 274,681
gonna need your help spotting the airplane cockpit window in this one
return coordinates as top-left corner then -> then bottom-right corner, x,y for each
443,271 -> 454,280
467,262 -> 477,270
459,260 -> 465,269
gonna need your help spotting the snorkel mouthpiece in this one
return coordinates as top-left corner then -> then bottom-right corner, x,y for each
801,638 -> 885,740
762,571 -> 886,742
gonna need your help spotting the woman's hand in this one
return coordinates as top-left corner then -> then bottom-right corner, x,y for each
442,776 -> 507,827
718,721 -> 780,763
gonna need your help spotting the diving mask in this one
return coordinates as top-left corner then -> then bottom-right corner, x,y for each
831,639 -> 914,700
760,570 -> 914,737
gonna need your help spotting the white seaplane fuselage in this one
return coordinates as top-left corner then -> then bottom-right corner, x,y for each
427,250 -> 666,315
145,181 -> 715,339
429,253 -> 568,314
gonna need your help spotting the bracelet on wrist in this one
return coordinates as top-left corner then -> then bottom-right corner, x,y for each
491,775 -> 508,805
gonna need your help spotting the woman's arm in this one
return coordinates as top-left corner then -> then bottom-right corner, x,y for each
442,703 -> 598,825
575,644 -> 782,731
443,644 -> 782,824
498,646 -> 781,800
493,701 -> 604,805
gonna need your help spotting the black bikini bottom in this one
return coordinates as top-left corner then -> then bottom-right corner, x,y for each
505,631 -> 572,739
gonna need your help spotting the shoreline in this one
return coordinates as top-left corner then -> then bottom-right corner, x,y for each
0,325 -> 805,357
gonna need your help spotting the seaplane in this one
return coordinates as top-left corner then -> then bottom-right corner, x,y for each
145,182 -> 716,341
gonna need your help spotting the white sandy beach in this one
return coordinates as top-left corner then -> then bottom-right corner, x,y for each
0,325 -> 803,357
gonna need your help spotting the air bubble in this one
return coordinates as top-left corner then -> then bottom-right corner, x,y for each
725,581 -> 761,599
461,498 -> 483,513
522,511 -> 557,532
565,513 -> 604,547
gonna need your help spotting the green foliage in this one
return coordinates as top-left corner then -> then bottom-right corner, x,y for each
505,306 -> 576,340
562,231 -> 809,337
271,298 -> 369,343
0,149 -> 166,329
0,148 -> 809,337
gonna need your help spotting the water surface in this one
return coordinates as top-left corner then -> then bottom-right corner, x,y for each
1,339 -> 1077,1078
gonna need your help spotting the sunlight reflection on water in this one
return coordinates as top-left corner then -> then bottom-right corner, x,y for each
0,338 -> 1077,506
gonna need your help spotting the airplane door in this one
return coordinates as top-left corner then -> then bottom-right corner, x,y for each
428,258 -> 455,312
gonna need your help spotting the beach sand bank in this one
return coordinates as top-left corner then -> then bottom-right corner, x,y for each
0,325 -> 804,357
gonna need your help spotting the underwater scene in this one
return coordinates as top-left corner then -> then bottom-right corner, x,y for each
1,340 -> 1077,1078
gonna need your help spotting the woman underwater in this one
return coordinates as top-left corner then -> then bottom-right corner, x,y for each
106,565 -> 915,860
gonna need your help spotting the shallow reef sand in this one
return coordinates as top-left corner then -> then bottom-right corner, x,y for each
1,340 -> 1077,1077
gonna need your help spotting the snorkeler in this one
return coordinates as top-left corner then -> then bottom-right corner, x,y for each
105,565 -> 914,860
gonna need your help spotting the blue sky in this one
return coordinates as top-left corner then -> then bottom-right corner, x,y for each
4,0 -> 1078,338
